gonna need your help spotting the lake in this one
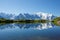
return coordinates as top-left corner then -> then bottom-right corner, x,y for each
0,22 -> 60,40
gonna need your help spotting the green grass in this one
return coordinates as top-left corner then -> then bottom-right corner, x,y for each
0,18 -> 48,23
52,17 -> 60,26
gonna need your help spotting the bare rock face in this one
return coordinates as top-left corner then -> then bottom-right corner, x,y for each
57,21 -> 60,25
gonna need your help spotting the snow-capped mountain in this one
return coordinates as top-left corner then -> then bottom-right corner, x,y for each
36,12 -> 56,20
24,13 -> 40,20
15,13 -> 56,21
0,12 -> 56,21
0,13 -> 14,19
15,13 -> 40,20
15,13 -> 25,20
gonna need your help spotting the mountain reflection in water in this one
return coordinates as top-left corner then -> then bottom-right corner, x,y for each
0,22 -> 54,30
0,23 -> 60,40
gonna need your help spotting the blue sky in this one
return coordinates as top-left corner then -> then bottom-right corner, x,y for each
0,0 -> 60,16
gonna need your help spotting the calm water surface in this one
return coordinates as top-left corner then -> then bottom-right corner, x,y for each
0,22 -> 60,40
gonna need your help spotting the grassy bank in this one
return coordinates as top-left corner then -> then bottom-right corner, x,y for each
0,19 -> 48,23
52,17 -> 60,26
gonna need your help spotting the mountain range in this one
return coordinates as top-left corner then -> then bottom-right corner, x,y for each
0,12 -> 56,21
